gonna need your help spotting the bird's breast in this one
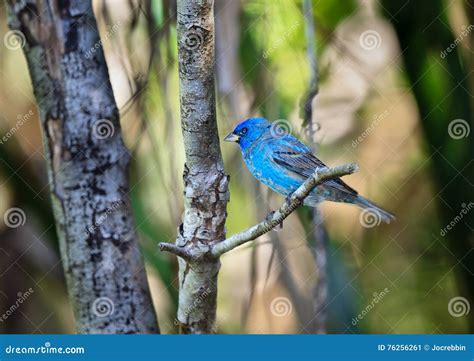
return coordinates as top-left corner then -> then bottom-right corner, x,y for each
243,145 -> 302,196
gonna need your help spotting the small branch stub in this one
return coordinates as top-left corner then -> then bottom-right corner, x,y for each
159,243 -> 193,261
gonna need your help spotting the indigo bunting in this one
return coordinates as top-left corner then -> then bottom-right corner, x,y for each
224,117 -> 394,224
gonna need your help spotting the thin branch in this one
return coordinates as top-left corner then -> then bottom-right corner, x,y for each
302,0 -> 328,334
301,0 -> 318,132
212,162 -> 359,257
159,242 -> 193,262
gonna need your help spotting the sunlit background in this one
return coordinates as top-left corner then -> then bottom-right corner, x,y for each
0,0 -> 472,334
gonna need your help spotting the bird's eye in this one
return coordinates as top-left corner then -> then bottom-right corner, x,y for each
240,127 -> 248,135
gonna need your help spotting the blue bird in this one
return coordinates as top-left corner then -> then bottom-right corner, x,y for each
224,117 -> 394,224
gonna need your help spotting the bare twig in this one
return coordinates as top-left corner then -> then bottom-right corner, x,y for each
211,163 -> 358,257
301,0 -> 319,132
158,242 -> 193,261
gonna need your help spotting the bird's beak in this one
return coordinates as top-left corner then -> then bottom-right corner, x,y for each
224,132 -> 240,142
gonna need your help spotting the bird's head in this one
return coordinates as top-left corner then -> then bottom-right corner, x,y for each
224,117 -> 271,150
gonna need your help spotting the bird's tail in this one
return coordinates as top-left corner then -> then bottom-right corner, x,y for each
353,195 -> 395,224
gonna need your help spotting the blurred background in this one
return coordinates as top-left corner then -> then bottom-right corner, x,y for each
0,0 -> 472,334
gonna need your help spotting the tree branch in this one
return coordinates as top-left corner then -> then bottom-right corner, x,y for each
211,163 -> 359,257
301,0 -> 319,132
158,242 -> 193,261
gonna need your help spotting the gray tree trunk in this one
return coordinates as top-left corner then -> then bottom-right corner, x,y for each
175,0 -> 229,333
7,0 -> 159,333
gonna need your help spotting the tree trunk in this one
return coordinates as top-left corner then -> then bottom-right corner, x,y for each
175,0 -> 229,334
7,0 -> 159,333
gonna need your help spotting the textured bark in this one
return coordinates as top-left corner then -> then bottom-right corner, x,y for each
176,0 -> 229,334
7,0 -> 159,333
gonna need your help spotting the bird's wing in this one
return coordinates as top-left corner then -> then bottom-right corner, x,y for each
271,138 -> 358,195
